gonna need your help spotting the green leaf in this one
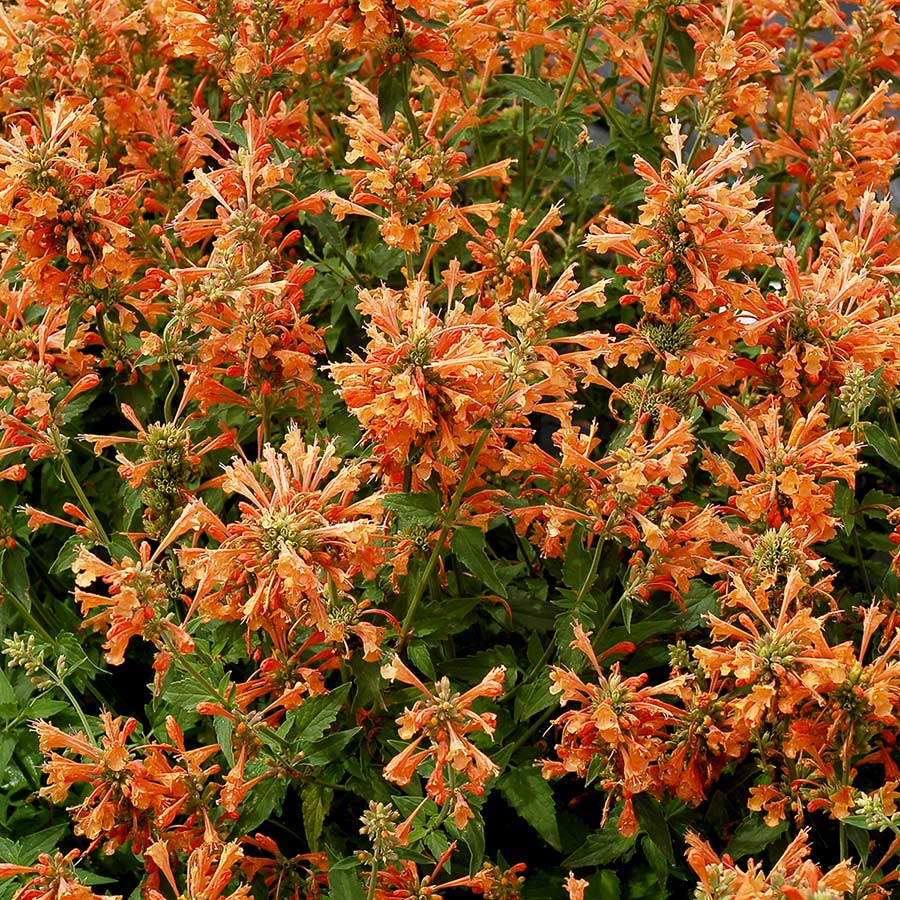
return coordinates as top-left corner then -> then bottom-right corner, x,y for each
397,7 -> 447,27
563,826 -> 636,868
863,423 -> 900,469
302,783 -> 329,852
290,683 -> 351,747
1,546 -> 29,606
675,580 -> 719,631
725,816 -> 787,859
408,642 -> 436,680
513,676 -> 556,720
301,728 -> 361,767
846,823 -> 869,865
238,773 -> 287,832
641,834 -> 669,888
451,526 -> 508,598
494,74 -> 557,110
17,825 -> 69,864
562,528 -> 592,591
328,861 -> 366,900
378,71 -> 405,130
0,734 -> 16,773
214,716 -> 235,767
382,492 -> 441,527
498,767 -> 561,850
0,668 -> 16,716
633,795 -> 674,864
669,24 -> 696,72
460,815 -> 485,876
49,534 -> 93,575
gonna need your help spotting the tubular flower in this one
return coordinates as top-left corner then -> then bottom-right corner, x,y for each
72,540 -> 194,666
542,623 -> 686,837
509,410 -> 701,570
35,714 -> 155,852
0,99 -> 138,305
702,399 -> 858,542
686,830 -> 856,900
764,82 -> 900,217
177,432 -> 382,648
80,395 -> 235,536
585,122 -> 773,327
0,850 -> 119,900
738,244 -> 900,401
326,80 -> 511,252
660,11 -> 781,138
380,656 -> 505,828
330,279 -> 509,489
146,840 -> 251,900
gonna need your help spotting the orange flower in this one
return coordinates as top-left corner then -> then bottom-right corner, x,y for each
381,656 -> 505,826
686,830 -> 856,900
146,840 -> 251,900
331,279 -> 509,489
585,122 -> 773,325
177,432 -> 382,647
326,80 -> 510,253
72,540 -> 194,665
738,243 -> 900,401
35,713 -> 154,851
702,399 -> 858,542
0,850 -> 119,900
542,623 -> 685,836
765,82 -> 900,217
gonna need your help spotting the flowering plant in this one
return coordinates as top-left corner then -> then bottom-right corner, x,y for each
2,0 -> 900,898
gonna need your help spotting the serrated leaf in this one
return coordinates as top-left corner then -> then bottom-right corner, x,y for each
846,823 -> 869,864
641,834 -> 669,887
494,74 -> 557,110
1,546 -> 29,606
291,683 -> 351,748
214,716 -> 234,766
563,826 -> 636,868
302,783 -> 329,852
499,767 -> 561,850
382,492 -> 440,527
725,816 -> 787,859
562,529 -> 592,591
408,642 -> 436,680
863,423 -> 900,469
17,825 -> 69,864
0,734 -> 16,773
24,698 -> 71,718
49,534 -> 93,575
0,668 -> 16,714
301,728 -> 361,767
513,676 -> 556,720
328,862 -> 366,900
451,526 -> 507,598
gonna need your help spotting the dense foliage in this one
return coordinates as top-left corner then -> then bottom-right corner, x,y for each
1,0 -> 900,898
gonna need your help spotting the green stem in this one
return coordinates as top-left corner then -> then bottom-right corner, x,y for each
59,454 -> 110,547
41,665 -> 94,737
400,427 -> 492,642
643,10 -> 669,130
886,402 -> 900,445
574,528 -> 607,608
521,22 -> 591,208
366,862 -> 379,900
